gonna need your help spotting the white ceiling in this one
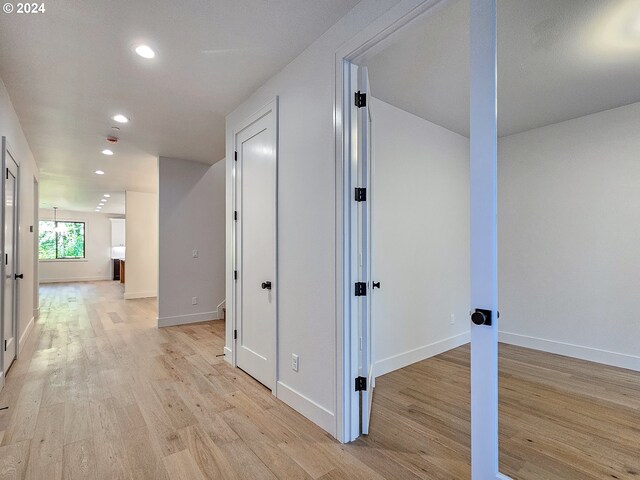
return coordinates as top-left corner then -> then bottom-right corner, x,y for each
0,0 -> 360,213
364,0 -> 640,138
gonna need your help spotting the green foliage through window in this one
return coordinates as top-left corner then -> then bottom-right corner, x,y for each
39,221 -> 85,259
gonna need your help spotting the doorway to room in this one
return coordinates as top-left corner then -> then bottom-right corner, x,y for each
342,0 -> 473,444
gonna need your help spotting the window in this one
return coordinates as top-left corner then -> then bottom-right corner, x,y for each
39,221 -> 85,260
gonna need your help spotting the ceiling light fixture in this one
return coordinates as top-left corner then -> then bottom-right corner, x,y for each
102,149 -> 114,155
112,114 -> 129,124
95,170 -> 105,175
135,45 -> 155,59
103,194 -> 111,198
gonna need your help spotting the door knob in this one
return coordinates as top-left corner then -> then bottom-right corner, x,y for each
14,273 -> 23,280
261,281 -> 272,290
372,281 -> 380,289
471,308 -> 492,326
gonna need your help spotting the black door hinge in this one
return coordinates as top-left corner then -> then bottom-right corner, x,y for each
234,270 -> 238,280
354,91 -> 367,108
355,282 -> 367,296
354,188 -> 366,202
234,211 -> 238,221
234,330 -> 237,340
234,151 -> 238,161
4,339 -> 7,351
355,376 -> 367,391
5,168 -> 8,180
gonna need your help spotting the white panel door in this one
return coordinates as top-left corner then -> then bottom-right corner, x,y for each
3,149 -> 18,373
235,106 -> 277,390
357,66 -> 374,434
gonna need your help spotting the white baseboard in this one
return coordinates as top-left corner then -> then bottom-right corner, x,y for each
40,276 -> 112,284
157,311 -> 219,328
499,332 -> 640,372
19,317 -> 35,352
276,381 -> 335,436
224,346 -> 232,364
375,331 -> 471,377
124,291 -> 157,300
216,299 -> 226,319
497,473 -> 512,480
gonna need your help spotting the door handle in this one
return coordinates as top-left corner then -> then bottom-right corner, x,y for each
14,273 -> 23,279
372,281 -> 380,289
261,281 -> 272,290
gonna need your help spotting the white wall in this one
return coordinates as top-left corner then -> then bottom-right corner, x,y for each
371,98 -> 470,376
38,209 -> 114,283
125,191 -> 158,300
0,77 -> 40,355
499,102 -> 640,371
157,157 -> 225,327
225,0 -> 406,436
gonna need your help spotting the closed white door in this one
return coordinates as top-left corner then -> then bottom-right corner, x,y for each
3,148 -> 18,373
235,104 -> 277,390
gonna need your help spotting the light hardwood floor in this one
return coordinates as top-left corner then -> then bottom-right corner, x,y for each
0,281 -> 638,479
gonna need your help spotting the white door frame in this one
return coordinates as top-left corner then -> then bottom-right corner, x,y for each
334,1 -> 506,478
1,136 -> 21,390
229,98 -> 279,394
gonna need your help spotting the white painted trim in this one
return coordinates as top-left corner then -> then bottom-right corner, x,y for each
276,381 -> 336,436
500,332 -> 640,372
157,311 -> 219,328
497,473 -> 512,480
375,332 -> 470,377
223,346 -> 232,364
123,291 -> 157,300
19,317 -> 34,351
40,276 -> 112,284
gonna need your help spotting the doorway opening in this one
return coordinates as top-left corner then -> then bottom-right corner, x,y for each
341,0 -> 473,450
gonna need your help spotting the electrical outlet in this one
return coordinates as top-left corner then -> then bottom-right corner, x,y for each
292,354 -> 299,372
192,249 -> 199,258
450,314 -> 455,325
192,297 -> 198,305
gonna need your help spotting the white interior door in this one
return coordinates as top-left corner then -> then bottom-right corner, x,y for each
3,146 -> 18,374
235,104 -> 277,391
356,66 -> 374,434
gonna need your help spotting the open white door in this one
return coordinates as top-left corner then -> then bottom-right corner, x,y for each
355,67 -> 374,434
2,138 -> 19,379
234,102 -> 277,391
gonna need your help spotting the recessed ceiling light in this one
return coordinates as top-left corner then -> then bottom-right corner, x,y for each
102,149 -> 114,156
95,170 -> 105,175
112,114 -> 129,124
103,194 -> 111,198
135,45 -> 155,59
